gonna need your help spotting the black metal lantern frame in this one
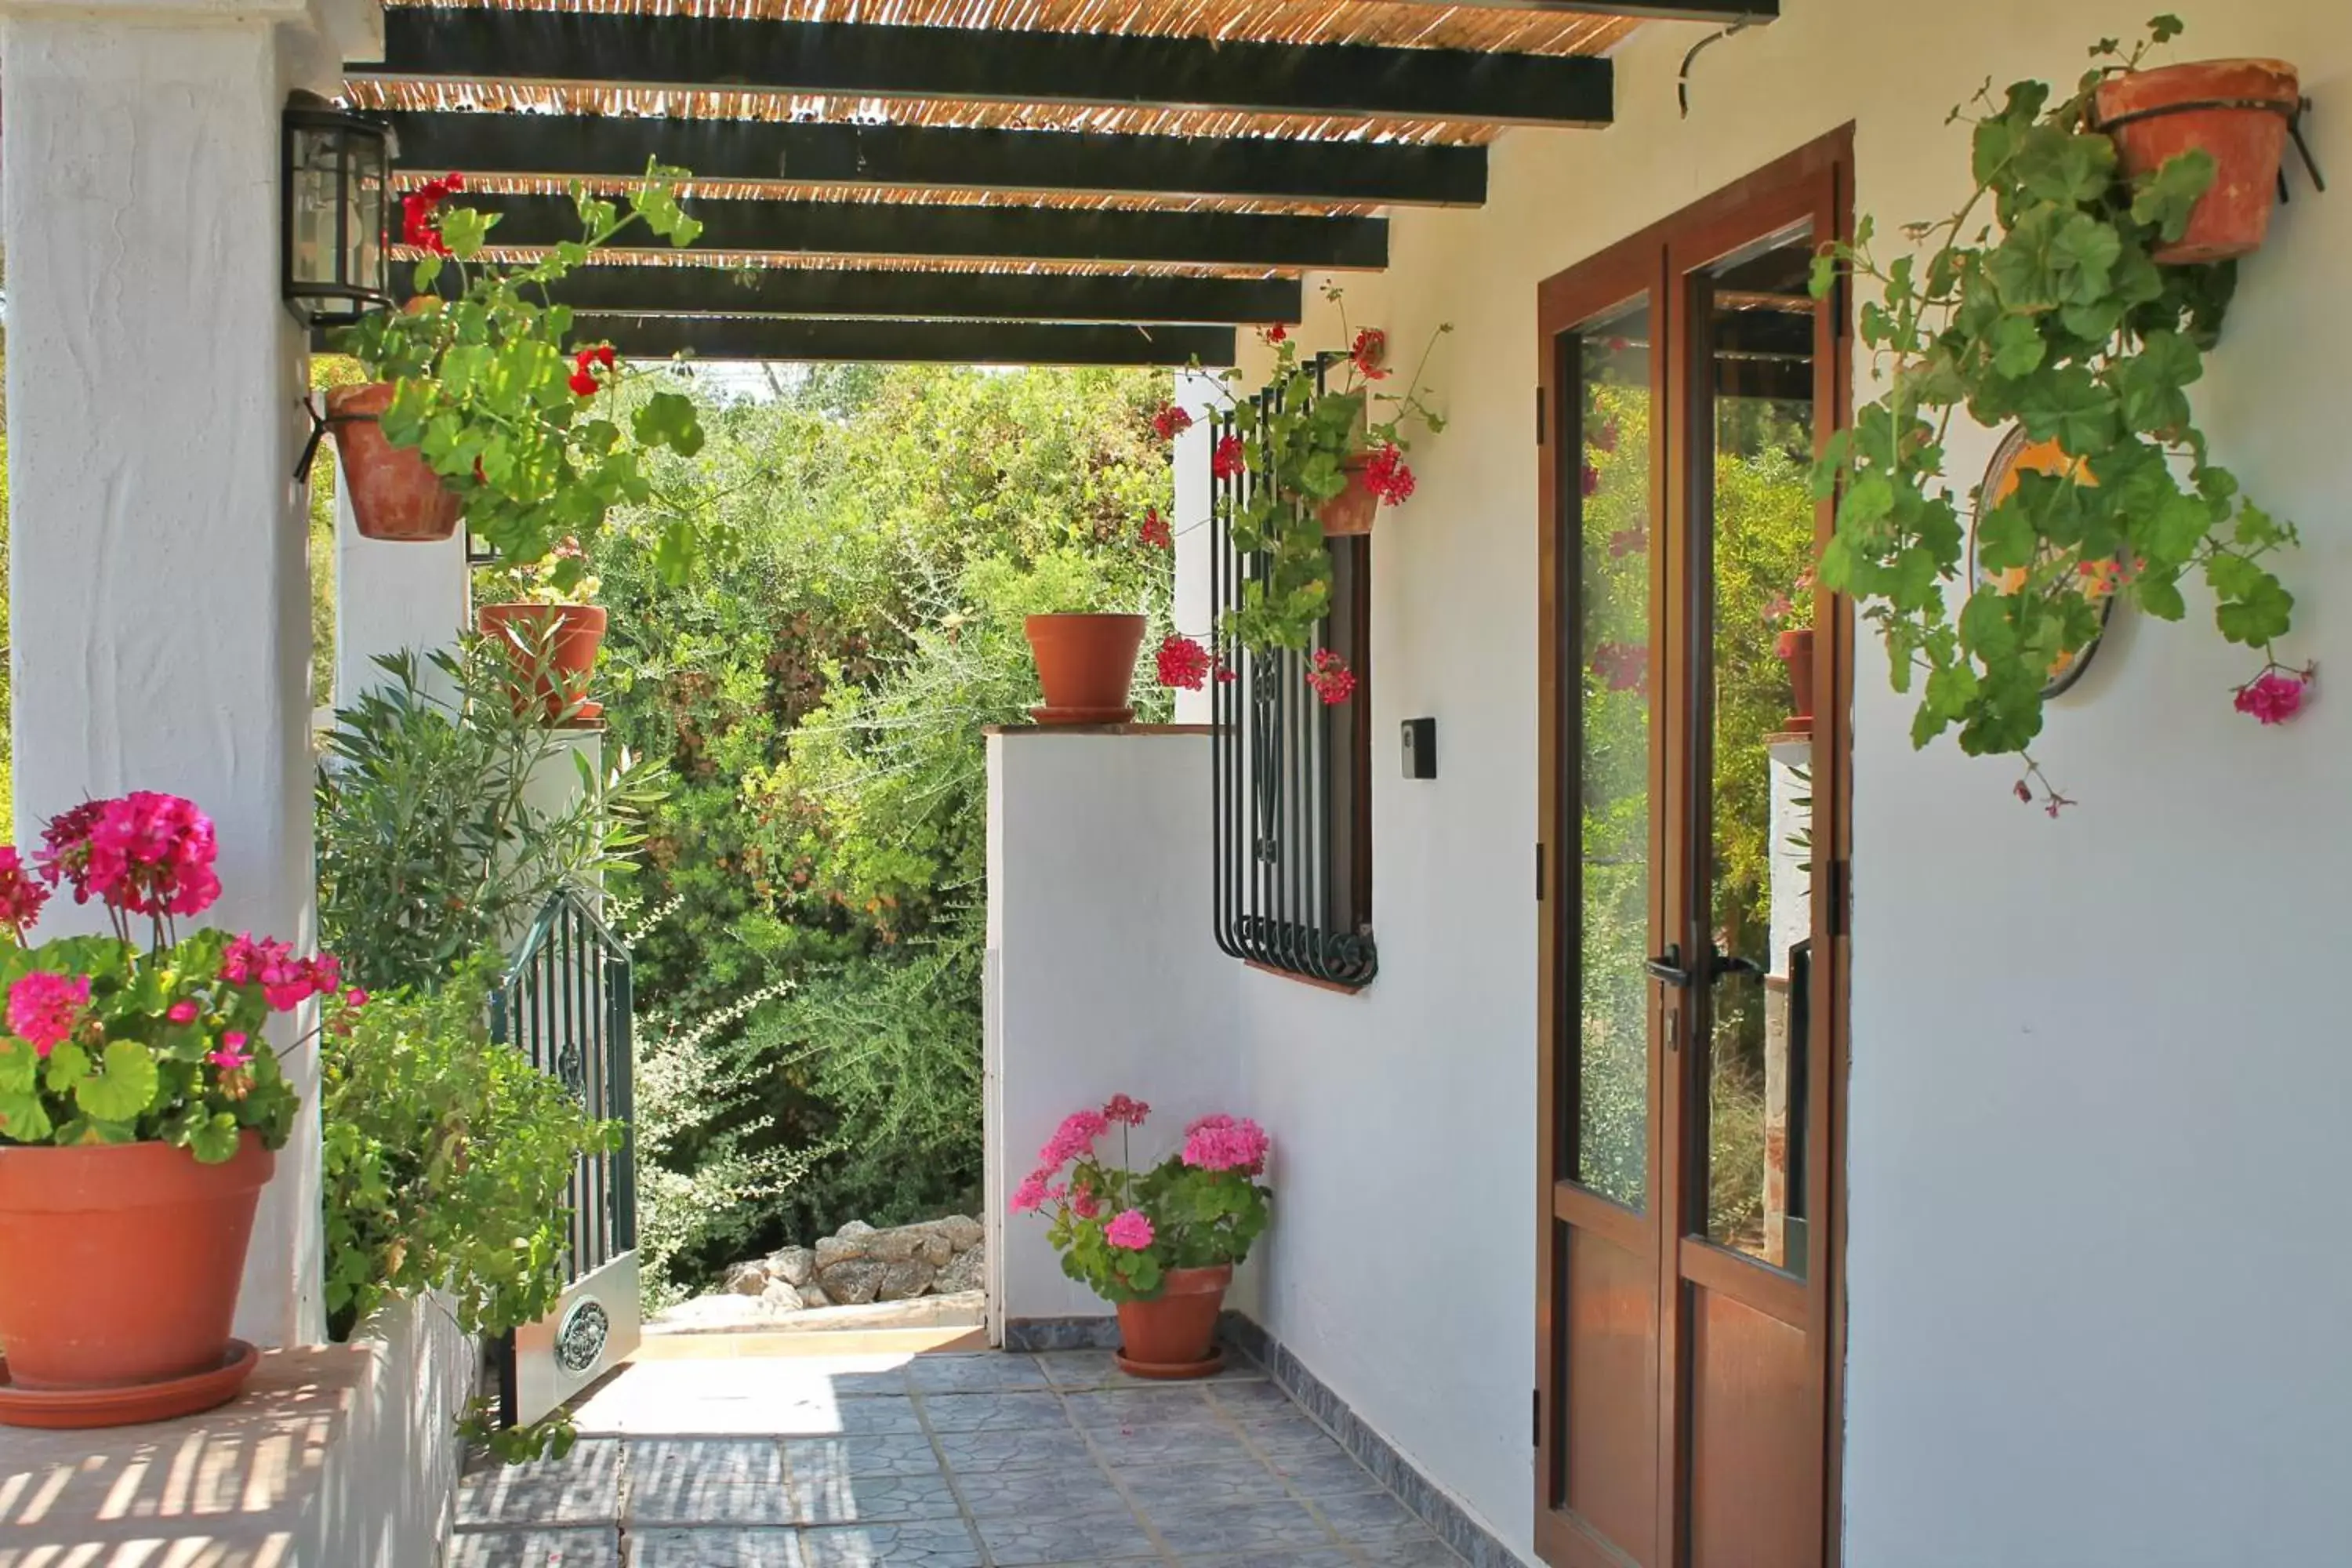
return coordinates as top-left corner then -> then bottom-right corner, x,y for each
281,98 -> 396,328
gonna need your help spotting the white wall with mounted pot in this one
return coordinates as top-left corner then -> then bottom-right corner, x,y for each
1144,2 -> 2352,1562
0,0 -> 379,1353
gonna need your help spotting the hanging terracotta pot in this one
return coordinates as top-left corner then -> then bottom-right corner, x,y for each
1023,613 -> 1147,724
2094,59 -> 2301,264
1113,1265 -> 1232,1379
1317,456 -> 1380,537
1775,628 -> 1817,736
0,1134 -> 272,1428
327,382 -> 465,543
479,603 -> 608,724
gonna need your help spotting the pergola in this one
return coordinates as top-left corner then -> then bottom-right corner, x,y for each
339,0 -> 1779,365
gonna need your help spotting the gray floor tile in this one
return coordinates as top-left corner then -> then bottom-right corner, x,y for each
1113,1459 -> 1290,1508
631,1439 -> 788,1490
1140,1500 -> 1335,1557
1350,1530 -> 1468,1567
784,1466 -> 966,1525
1230,1416 -> 1344,1457
1175,1555 -> 1358,1568
629,1479 -> 802,1527
457,1443 -> 625,1526
932,1426 -> 1099,1472
953,1467 -> 1131,1518
783,1436 -> 947,1481
918,1390 -> 1075,1432
1036,1351 -> 1123,1387
906,1354 -> 1054,1393
1062,1388 -> 1221,1430
1087,1422 -> 1252,1467
971,1510 -> 1160,1566
1256,1447 -> 1385,1499
451,1528 -> 621,1568
1203,1384 -> 1299,1420
1304,1490 -> 1427,1542
797,1519 -> 989,1568
627,1529 -> 802,1568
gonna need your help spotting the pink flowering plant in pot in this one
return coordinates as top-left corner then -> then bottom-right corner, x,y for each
1012,1094 -> 1271,1374
0,793 -> 355,1425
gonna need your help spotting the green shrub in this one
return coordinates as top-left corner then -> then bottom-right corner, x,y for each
319,967 -> 620,1344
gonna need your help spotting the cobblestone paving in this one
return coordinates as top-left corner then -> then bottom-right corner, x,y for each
449,1350 -> 1468,1568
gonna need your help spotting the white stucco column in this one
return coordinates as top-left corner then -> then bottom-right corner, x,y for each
332,481 -> 470,706
2,0 -> 377,1349
1171,369 -> 1221,724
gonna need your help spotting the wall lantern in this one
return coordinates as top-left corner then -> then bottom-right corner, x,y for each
281,93 -> 394,328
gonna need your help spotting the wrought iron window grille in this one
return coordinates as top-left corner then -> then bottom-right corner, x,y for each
1210,368 -> 1377,989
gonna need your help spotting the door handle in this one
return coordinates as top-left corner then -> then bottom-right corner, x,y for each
1646,945 -> 1694,989
1709,950 -> 1766,985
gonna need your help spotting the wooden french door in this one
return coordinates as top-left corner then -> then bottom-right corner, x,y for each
1535,129 -> 1853,1568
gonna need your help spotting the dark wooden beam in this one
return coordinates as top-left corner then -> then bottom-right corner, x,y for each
391,261 -> 1301,325
1356,0 -> 1772,16
463,194 -> 1385,271
383,111 -> 1484,209
365,10 -> 1613,129
580,316 -> 1237,366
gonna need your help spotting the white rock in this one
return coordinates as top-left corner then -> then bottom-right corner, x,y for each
935,1247 -> 984,1295
836,1220 -> 877,1240
768,1246 -> 817,1287
939,1216 -> 984,1252
723,1261 -> 770,1296
760,1279 -> 805,1313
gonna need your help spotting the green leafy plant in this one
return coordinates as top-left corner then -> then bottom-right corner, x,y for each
319,967 -> 619,1462
320,967 -> 619,1336
1014,1096 -> 1271,1304
1812,16 -> 2306,811
1197,292 -> 1450,666
0,795 -> 333,1159
339,165 -> 710,581
317,639 -> 668,995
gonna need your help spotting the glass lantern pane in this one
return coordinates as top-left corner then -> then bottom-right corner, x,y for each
290,129 -> 336,290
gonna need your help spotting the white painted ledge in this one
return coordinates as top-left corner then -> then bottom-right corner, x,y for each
0,1291 -> 474,1566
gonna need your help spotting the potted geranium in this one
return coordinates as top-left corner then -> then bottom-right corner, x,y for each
1766,572 -> 1816,735
1011,1094 -> 1270,1377
332,164 -> 710,574
480,535 -> 608,726
0,793 -> 350,1428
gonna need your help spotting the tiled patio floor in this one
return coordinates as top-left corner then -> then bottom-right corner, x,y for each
451,1348 -> 1468,1568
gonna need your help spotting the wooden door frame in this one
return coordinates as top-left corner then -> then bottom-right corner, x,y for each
1534,123 -> 1855,1568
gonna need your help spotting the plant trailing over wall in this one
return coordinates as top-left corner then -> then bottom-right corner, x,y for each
1153,292 -> 1448,700
340,165 -> 711,582
316,640 -> 667,995
1811,16 -> 2308,811
320,966 -> 619,1461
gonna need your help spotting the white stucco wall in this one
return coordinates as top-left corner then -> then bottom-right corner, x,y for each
1134,3 -> 2352,1563
985,729 -> 1246,1328
332,480 -> 470,708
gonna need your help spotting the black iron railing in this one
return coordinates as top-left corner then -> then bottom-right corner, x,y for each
488,886 -> 635,1424
1210,373 -> 1377,989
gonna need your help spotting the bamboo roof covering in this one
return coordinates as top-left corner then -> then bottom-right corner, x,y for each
342,0 -> 1778,361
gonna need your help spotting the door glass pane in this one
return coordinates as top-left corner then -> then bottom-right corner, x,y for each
1699,230 -> 1817,1272
1571,299 -> 1653,1210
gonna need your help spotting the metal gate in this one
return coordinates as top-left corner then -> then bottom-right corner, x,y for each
489,886 -> 640,1425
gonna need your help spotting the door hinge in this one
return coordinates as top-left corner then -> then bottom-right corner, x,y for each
1535,386 -> 1547,446
1533,1388 -> 1541,1446
1535,842 -> 1546,901
1829,857 -> 1850,938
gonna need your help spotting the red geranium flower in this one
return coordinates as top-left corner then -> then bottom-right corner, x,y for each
1306,649 -> 1356,706
1138,507 -> 1172,550
1156,633 -> 1214,691
1362,444 -> 1414,506
1261,323 -> 1289,345
1150,403 -> 1194,441
1349,328 -> 1391,382
1211,434 -> 1247,481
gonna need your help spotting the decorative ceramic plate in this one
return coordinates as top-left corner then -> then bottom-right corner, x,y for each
1967,425 -> 2118,699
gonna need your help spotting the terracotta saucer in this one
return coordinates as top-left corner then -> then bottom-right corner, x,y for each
0,1340 -> 260,1429
1113,1347 -> 1226,1381
1029,704 -> 1135,726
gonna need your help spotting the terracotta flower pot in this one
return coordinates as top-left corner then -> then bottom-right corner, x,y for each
1775,627 -> 1816,736
1317,456 -> 1379,538
1023,613 -> 1147,724
479,602 -> 608,724
328,382 -> 464,543
2095,59 -> 2301,264
1114,1265 -> 1232,1377
0,1134 -> 272,1407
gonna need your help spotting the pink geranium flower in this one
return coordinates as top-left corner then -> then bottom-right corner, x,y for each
81,792 -> 220,917
1104,1209 -> 1156,1250
9,971 -> 90,1058
1102,1094 -> 1150,1127
166,1000 -> 200,1025
1036,1109 -> 1111,1176
2234,668 -> 2311,726
0,847 -> 50,942
209,1031 -> 252,1072
1182,1113 -> 1271,1174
